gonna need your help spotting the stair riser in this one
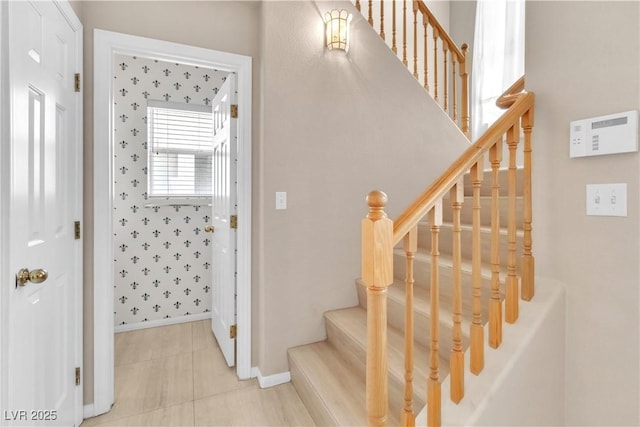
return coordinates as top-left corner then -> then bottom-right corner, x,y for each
324,319 -> 367,381
324,316 -> 427,411
356,281 -> 468,356
289,357 -> 337,427
441,196 -> 524,227
417,223 -> 524,266
394,251 -> 492,290
290,341 -> 394,426
393,253 -> 505,308
463,168 -> 524,197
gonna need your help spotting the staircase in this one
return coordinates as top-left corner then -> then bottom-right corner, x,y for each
289,169 -> 523,426
289,2 -> 537,426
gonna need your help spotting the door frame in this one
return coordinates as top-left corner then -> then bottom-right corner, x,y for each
0,1 -> 84,425
93,29 -> 252,416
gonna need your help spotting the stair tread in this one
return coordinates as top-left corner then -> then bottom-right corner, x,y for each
356,278 -> 492,332
289,340 -> 400,426
418,220 -> 525,235
462,167 -> 525,196
394,248 -> 510,279
387,279 -> 482,329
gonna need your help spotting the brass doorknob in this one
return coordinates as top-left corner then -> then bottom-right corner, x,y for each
16,268 -> 48,287
204,226 -> 214,233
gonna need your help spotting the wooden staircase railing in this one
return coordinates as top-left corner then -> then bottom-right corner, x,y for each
355,0 -> 470,138
361,77 -> 534,426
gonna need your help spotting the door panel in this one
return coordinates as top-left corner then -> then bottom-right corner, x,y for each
210,74 -> 237,367
55,104 -> 69,237
28,87 -> 45,243
6,1 -> 81,425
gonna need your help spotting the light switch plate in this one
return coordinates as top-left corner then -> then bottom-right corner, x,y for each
586,183 -> 627,217
275,192 -> 287,210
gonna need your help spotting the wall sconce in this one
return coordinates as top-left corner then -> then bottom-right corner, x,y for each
325,9 -> 352,52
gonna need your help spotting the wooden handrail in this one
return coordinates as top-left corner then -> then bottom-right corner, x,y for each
496,76 -> 525,109
392,90 -> 533,245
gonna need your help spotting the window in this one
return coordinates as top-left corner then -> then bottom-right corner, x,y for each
471,0 -> 525,139
147,101 -> 213,199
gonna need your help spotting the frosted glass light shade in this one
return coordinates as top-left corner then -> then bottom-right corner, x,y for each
325,9 -> 352,52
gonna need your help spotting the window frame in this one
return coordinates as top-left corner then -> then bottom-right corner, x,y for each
146,100 -> 213,204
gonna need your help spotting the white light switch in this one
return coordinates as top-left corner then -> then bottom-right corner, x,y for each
275,192 -> 287,210
586,183 -> 627,217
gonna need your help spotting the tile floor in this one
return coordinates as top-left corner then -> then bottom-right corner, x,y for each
81,320 -> 315,426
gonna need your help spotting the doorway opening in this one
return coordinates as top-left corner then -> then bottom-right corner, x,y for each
93,29 -> 252,416
111,53 -> 227,331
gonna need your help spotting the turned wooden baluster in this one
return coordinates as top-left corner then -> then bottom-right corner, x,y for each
362,190 -> 394,427
451,53 -> 458,123
423,14 -> 429,92
380,0 -> 386,40
368,0 -> 374,25
505,125 -> 520,324
521,109 -> 535,301
412,2 -> 418,79
356,0 -> 361,11
470,161 -> 484,375
443,43 -> 449,113
402,0 -> 408,66
459,44 -> 470,138
402,226 -> 418,427
427,202 -> 442,427
450,181 -> 464,403
432,28 -> 439,103
392,0 -> 397,54
489,141 -> 503,348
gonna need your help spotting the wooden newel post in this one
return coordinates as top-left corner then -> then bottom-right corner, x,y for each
362,190 -> 394,427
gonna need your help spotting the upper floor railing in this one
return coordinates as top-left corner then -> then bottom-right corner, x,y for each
355,0 -> 470,138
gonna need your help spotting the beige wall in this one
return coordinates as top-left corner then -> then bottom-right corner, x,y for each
449,0 -> 475,98
76,0 -> 261,404
527,2 -> 639,425
258,0 -> 469,375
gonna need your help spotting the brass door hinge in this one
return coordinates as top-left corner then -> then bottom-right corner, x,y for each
75,367 -> 81,386
74,73 -> 81,92
230,215 -> 238,229
74,221 -> 81,240
230,104 -> 238,119
230,324 -> 237,339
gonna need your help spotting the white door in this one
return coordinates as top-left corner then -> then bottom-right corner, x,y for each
4,1 -> 82,426
210,74 -> 238,367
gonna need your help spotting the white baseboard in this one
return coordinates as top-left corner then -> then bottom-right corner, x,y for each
83,403 -> 95,419
114,312 -> 211,333
251,367 -> 291,389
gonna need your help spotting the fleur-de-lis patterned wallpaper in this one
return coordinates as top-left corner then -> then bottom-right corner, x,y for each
113,54 -> 228,327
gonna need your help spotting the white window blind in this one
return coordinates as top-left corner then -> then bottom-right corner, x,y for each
147,101 -> 213,199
